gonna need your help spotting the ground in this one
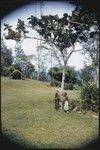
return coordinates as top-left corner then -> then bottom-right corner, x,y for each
1,77 -> 99,149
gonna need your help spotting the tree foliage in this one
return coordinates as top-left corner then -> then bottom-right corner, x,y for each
49,66 -> 78,84
1,39 -> 13,75
80,65 -> 96,82
4,19 -> 29,41
3,6 -> 99,62
14,45 -> 35,78
4,6 -> 98,62
24,63 -> 35,78
81,81 -> 99,112
3,5 -> 99,91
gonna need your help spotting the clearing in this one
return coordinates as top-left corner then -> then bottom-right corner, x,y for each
1,77 -> 99,149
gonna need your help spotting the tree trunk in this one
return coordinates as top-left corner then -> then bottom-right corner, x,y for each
37,48 -> 40,80
61,67 -> 65,93
37,71 -> 40,80
95,66 -> 99,89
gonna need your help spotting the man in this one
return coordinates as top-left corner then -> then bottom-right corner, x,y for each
54,90 -> 61,110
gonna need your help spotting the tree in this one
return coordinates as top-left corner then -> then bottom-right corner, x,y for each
34,44 -> 49,80
14,44 -> 35,78
81,27 -> 99,88
80,64 -> 96,83
49,66 -> 78,84
27,7 -> 99,92
24,63 -> 35,78
3,66 -> 15,76
71,6 -> 99,88
81,81 -> 99,112
3,6 -> 99,92
1,38 -> 13,75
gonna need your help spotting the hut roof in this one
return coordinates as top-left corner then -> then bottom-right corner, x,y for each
10,69 -> 24,76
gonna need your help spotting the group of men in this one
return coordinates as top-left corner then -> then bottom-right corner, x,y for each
54,90 -> 69,112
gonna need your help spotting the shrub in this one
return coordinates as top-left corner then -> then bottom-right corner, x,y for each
73,84 -> 81,90
3,67 -> 8,76
50,80 -> 74,90
81,81 -> 99,112
64,83 -> 73,90
3,66 -> 15,76
50,80 -> 61,87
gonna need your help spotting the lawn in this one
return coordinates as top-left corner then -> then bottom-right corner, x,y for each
1,77 -> 99,149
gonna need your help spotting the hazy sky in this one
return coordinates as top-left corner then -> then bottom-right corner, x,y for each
1,1 -> 86,70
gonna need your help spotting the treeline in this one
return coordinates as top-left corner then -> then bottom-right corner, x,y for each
49,66 -> 81,90
1,39 -> 35,78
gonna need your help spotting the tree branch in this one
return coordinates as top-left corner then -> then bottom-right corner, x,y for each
61,51 -> 66,66
41,43 -> 62,67
25,36 -> 45,41
73,49 -> 83,52
74,31 -> 83,48
25,25 -> 32,28
49,43 -> 62,67
68,20 -> 83,25
67,50 -> 74,62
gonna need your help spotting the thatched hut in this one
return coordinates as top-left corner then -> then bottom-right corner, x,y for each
10,70 -> 24,80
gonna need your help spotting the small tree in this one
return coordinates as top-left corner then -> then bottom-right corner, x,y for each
81,81 -> 99,112
1,38 -> 13,75
49,66 -> 78,84
80,64 -> 96,83
24,63 -> 35,78
81,29 -> 99,88
14,44 -> 35,77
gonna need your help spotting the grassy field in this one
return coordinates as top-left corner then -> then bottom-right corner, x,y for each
1,77 -> 99,149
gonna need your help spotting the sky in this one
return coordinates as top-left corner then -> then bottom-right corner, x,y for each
1,1 -> 86,70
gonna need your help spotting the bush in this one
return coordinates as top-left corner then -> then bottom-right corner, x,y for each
81,81 -> 99,112
3,67 -> 8,76
50,80 -> 74,90
64,83 -> 73,90
69,99 -> 82,111
3,66 -> 15,76
50,80 -> 61,87
73,84 -> 81,90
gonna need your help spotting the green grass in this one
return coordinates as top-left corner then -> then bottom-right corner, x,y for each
1,77 -> 99,149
